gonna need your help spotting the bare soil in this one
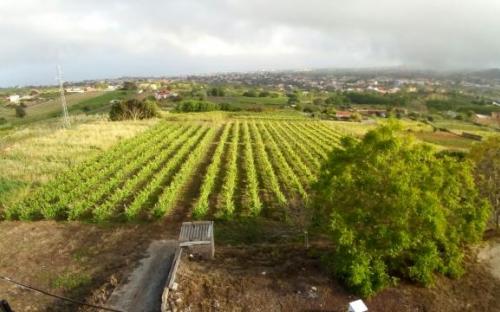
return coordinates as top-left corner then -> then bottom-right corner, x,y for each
1,221 -> 499,312
0,221 -> 180,311
171,243 -> 500,312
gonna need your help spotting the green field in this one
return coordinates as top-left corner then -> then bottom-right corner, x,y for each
208,95 -> 288,108
0,115 -> 158,210
5,116 -> 343,221
0,90 -> 132,130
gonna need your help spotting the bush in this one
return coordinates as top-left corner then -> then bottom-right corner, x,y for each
469,136 -> 500,231
243,90 -> 257,97
15,106 -> 26,118
175,100 -> 220,112
312,123 -> 490,296
209,87 -> 225,97
109,99 -> 159,121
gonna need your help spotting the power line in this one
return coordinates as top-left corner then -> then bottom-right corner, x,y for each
56,65 -> 71,128
0,276 -> 124,312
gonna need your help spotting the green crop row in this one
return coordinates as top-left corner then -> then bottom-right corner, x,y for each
193,123 -> 231,219
125,126 -> 209,220
217,122 -> 240,218
250,121 -> 287,206
153,126 -> 218,218
242,121 -> 262,216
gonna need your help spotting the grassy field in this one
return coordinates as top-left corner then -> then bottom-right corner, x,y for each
208,95 -> 288,108
2,109 -> 498,219
0,115 -> 158,211
5,116 -> 345,221
0,90 -> 132,130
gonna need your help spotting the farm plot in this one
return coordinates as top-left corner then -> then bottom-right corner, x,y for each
8,119 -> 342,222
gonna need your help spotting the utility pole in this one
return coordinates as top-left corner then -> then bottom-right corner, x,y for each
56,65 -> 71,128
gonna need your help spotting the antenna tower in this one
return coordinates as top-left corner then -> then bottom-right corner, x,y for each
56,65 -> 71,128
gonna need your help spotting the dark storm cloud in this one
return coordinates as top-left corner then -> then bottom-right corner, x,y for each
0,0 -> 499,86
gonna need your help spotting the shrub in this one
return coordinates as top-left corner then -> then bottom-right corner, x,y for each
109,99 -> 159,121
312,123 -> 490,296
469,136 -> 500,231
175,100 -> 220,112
15,105 -> 26,118
243,90 -> 257,97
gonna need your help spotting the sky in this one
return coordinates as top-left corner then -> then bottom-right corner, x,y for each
1,0 -> 499,86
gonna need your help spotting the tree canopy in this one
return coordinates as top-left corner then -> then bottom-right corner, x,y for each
469,136 -> 500,231
109,99 -> 159,121
312,123 -> 490,296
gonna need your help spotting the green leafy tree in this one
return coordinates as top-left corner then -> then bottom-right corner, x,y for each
109,99 -> 159,121
287,93 -> 300,105
209,87 -> 225,97
121,81 -> 138,90
243,90 -> 257,97
312,123 -> 490,296
175,100 -> 220,112
469,136 -> 500,231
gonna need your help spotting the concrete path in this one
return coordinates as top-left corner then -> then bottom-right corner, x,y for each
107,240 -> 178,312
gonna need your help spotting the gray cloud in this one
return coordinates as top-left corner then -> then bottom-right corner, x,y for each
0,0 -> 499,86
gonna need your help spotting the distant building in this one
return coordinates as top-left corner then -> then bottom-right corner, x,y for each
474,114 -> 490,120
154,90 -> 177,100
106,85 -> 119,91
336,111 -> 352,120
8,95 -> 20,103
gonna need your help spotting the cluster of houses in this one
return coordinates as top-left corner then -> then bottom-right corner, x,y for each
154,90 -> 178,100
473,112 -> 500,126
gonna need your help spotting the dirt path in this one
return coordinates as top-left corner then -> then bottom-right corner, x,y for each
478,237 -> 500,280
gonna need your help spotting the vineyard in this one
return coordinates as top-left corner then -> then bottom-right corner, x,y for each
7,119 -> 343,222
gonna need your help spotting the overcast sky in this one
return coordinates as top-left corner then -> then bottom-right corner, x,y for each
1,0 -> 499,86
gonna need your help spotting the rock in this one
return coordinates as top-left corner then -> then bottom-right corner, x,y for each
311,286 -> 317,292
261,271 -> 267,276
171,282 -> 179,291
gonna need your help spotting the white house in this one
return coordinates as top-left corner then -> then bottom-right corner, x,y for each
65,87 -> 84,93
8,95 -> 20,103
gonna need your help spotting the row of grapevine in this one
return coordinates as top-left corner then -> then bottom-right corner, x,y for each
66,125 -> 190,220
315,122 -> 344,140
217,122 -> 240,218
152,126 -> 219,218
9,119 -> 346,222
242,121 -> 262,216
257,122 -> 308,200
249,121 -> 287,206
265,122 -> 315,184
125,126 -> 209,220
11,123 -> 176,220
273,122 -> 322,170
282,122 -> 329,160
92,125 -> 202,221
193,123 -> 231,218
301,122 -> 340,147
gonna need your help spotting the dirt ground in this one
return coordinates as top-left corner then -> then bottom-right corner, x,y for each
0,220 -> 181,311
1,221 -> 499,312
171,243 -> 500,312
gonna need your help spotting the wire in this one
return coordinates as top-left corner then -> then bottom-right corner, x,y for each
0,276 -> 124,312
